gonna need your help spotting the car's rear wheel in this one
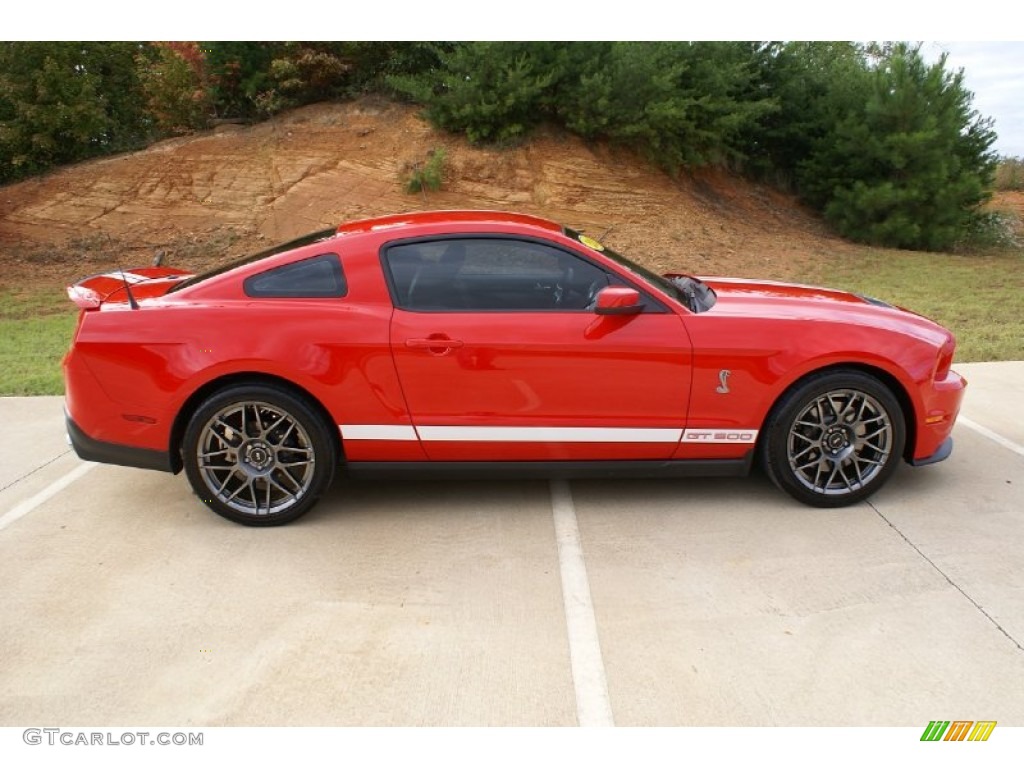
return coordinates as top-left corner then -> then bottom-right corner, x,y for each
182,384 -> 335,526
762,370 -> 905,507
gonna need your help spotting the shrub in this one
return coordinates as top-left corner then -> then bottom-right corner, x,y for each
956,209 -> 1021,251
995,157 -> 1024,191
404,148 -> 447,194
261,43 -> 351,115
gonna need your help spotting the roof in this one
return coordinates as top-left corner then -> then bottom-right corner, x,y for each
333,209 -> 563,237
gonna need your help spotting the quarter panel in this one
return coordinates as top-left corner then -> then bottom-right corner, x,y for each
67,302 -> 423,459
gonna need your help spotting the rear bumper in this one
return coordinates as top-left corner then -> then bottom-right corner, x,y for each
65,411 -> 175,473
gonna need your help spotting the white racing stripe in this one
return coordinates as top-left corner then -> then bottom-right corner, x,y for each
416,426 -> 682,443
97,271 -> 149,284
958,416 -> 1024,458
0,462 -> 97,532
339,424 -> 418,441
337,424 -> 762,444
550,479 -> 614,727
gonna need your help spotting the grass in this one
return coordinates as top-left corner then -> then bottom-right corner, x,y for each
0,290 -> 77,396
795,246 -> 1024,363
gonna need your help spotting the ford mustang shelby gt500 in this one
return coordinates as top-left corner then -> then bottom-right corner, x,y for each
63,210 -> 965,525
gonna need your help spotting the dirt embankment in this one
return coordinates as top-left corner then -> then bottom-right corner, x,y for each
1,97 -> 1010,291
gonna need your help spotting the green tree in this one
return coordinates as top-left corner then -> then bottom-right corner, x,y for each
390,41 -> 776,168
345,42 -> 448,93
559,41 -> 776,169
802,43 -> 997,250
136,42 -> 212,133
744,41 -> 870,187
203,42 -> 280,119
0,42 -> 149,183
389,42 -> 558,143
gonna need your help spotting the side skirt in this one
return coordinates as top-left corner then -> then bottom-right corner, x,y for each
344,454 -> 753,481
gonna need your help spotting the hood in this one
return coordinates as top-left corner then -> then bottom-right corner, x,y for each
67,267 -> 194,309
705,276 -> 884,308
698,276 -> 950,343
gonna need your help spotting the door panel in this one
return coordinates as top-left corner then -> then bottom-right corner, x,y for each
390,310 -> 692,460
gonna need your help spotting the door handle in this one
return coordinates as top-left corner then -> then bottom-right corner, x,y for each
405,336 -> 464,355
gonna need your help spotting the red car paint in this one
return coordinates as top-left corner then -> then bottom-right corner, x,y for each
62,210 -> 965,523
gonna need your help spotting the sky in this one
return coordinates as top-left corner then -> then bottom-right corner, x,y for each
921,41 -> 1024,158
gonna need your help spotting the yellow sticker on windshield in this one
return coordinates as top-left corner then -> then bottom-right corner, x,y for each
578,234 -> 605,252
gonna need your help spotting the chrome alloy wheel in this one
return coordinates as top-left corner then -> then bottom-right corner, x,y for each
196,401 -> 316,516
786,389 -> 893,496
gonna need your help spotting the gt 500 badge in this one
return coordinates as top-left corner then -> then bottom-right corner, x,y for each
682,429 -> 758,444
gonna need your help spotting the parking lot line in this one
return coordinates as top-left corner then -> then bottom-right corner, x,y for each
958,416 -> 1024,458
0,461 -> 96,532
550,479 -> 615,727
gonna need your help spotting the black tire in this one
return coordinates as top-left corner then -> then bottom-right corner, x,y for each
182,384 -> 336,526
762,370 -> 905,508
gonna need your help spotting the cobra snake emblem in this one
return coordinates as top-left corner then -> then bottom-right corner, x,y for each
716,369 -> 731,394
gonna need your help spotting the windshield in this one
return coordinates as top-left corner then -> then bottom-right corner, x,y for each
168,228 -> 338,292
564,228 -> 689,302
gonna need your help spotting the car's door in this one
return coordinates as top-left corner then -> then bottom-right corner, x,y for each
384,236 -> 693,461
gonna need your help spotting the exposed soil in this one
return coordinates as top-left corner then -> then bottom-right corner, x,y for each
0,98 -> 1016,295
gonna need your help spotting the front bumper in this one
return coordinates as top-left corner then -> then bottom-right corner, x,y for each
908,436 -> 953,466
65,410 -> 175,473
911,368 -> 966,464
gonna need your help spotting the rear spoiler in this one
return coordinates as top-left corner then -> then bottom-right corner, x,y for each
67,267 -> 193,310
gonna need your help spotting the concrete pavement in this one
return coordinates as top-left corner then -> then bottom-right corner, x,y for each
1,362 -> 1021,725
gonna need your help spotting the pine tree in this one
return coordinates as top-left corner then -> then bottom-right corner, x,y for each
803,44 -> 997,250
389,42 -> 561,143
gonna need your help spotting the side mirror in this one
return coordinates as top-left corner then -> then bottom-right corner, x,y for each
594,286 -> 643,315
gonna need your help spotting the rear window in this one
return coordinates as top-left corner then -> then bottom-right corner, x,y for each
243,254 -> 346,298
168,228 -> 337,292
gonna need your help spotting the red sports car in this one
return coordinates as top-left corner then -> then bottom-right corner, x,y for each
63,210 -> 966,525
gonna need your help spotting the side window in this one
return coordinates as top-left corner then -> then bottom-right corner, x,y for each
244,254 -> 346,298
385,238 -> 610,311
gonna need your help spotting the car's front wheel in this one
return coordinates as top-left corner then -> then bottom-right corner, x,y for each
182,384 -> 336,526
762,371 -> 906,507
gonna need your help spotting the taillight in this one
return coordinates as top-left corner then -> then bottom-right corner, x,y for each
934,336 -> 955,380
67,284 -> 102,310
